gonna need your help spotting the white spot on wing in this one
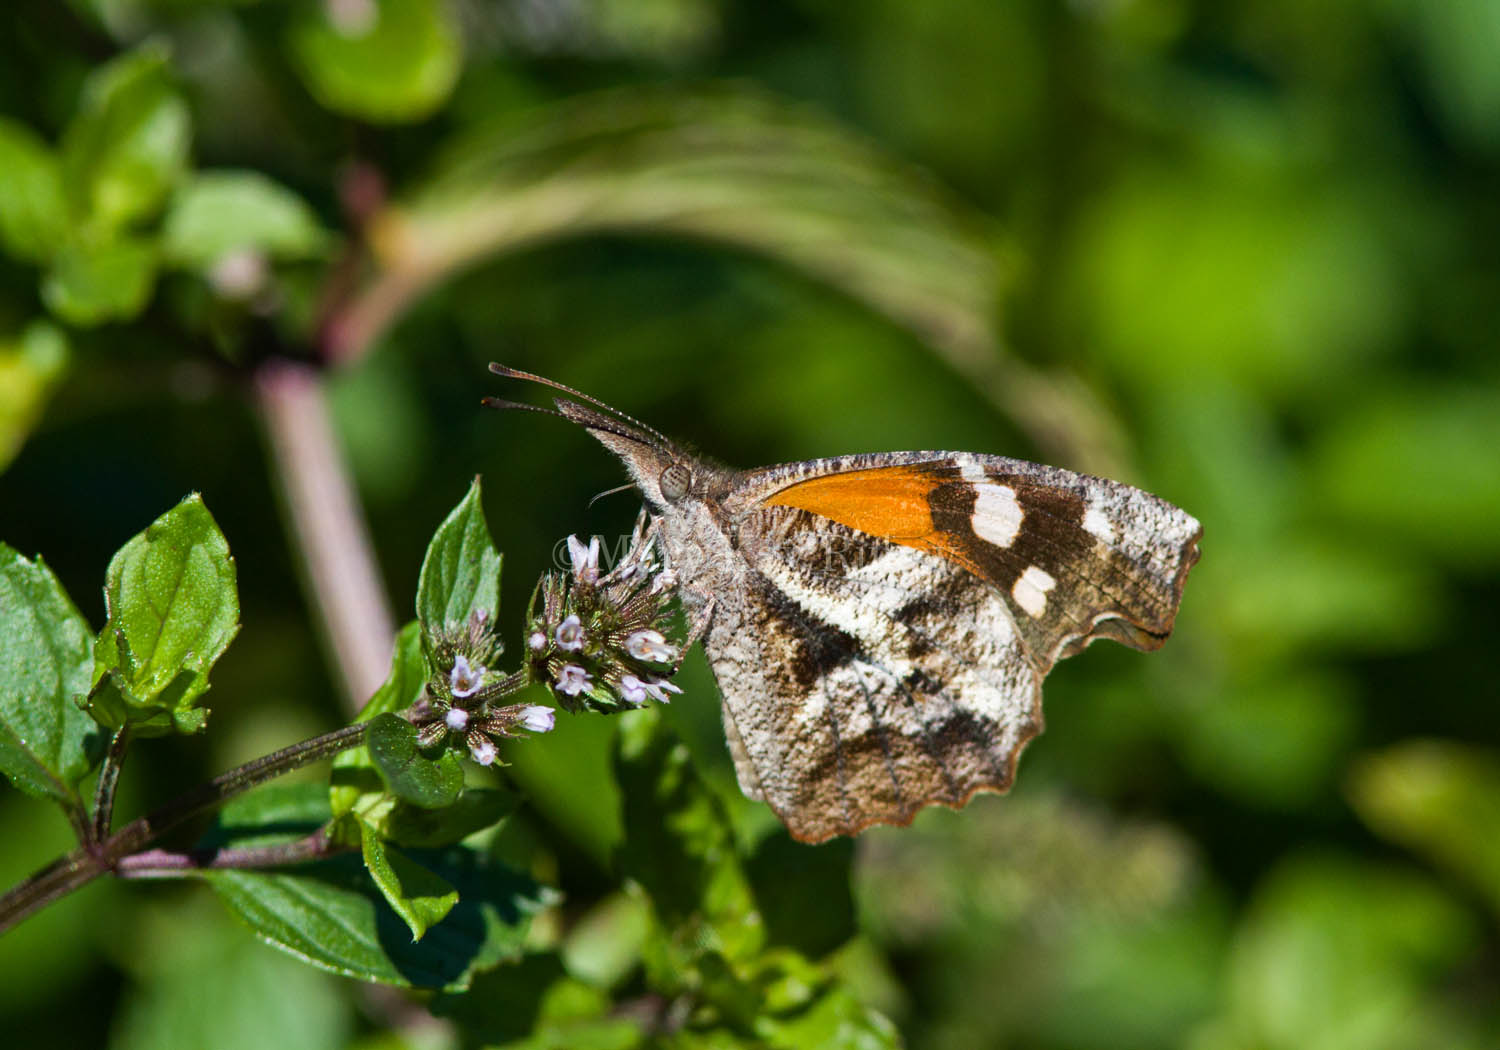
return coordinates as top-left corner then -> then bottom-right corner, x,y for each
1012,566 -> 1056,617
972,484 -> 1022,547
1082,504 -> 1116,545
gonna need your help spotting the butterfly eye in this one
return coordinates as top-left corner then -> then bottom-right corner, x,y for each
659,464 -> 692,503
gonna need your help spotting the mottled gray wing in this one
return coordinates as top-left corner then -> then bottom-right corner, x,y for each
706,508 -> 1042,843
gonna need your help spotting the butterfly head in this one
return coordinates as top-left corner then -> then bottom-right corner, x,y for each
485,364 -> 703,511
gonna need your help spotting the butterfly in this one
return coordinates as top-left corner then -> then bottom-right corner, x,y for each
487,365 -> 1202,843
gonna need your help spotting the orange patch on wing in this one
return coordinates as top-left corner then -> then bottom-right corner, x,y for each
763,466 -> 982,574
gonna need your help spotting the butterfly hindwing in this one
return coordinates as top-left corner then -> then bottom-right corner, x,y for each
709,508 -> 1041,842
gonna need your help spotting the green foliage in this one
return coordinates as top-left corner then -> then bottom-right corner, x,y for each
205,784 -> 551,991
286,0 -> 462,123
415,477 -> 502,650
1,2 -> 1498,1048
88,493 -> 239,736
0,545 -> 101,810
160,170 -> 330,271
365,712 -> 464,808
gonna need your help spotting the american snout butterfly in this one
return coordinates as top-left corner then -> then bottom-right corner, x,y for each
487,365 -> 1201,843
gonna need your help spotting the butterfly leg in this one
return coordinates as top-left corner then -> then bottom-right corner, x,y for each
671,596 -> 717,674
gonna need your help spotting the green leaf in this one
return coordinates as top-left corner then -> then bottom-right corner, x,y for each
205,785 -> 552,991
383,787 -> 519,848
359,818 -> 458,941
0,321 -> 69,472
615,709 -> 762,972
287,0 -> 462,124
0,544 -> 102,809
1349,741 -> 1500,919
161,170 -> 331,270
0,118 -> 67,263
366,712 -> 463,808
87,493 -> 239,736
60,43 -> 191,234
416,477 -> 502,642
756,981 -> 901,1050
330,620 -> 427,819
41,236 -> 158,327
745,833 -> 856,960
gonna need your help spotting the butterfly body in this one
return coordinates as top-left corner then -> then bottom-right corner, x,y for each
497,371 -> 1201,843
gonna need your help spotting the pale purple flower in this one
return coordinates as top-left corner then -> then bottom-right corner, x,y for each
450,654 -> 485,698
555,664 -> 592,697
520,705 -> 556,733
444,707 -> 469,731
469,735 -> 498,766
650,570 -> 678,595
618,674 -> 649,706
528,630 -> 547,651
567,535 -> 601,584
555,614 -> 585,652
642,678 -> 682,704
626,629 -> 677,663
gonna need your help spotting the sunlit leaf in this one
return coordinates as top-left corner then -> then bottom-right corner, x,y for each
41,236 -> 158,327
60,43 -> 190,234
365,712 -> 463,809
359,818 -> 458,941
287,0 -> 461,123
415,477 -> 502,642
0,544 -> 102,809
161,170 -> 331,270
88,494 -> 239,736
0,321 -> 69,473
0,118 -> 67,263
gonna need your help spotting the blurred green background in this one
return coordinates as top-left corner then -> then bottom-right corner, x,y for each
2,0 -> 1499,1047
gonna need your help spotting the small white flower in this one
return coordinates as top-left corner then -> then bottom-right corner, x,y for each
445,707 -> 469,731
650,570 -> 678,595
520,705 -> 555,733
642,678 -> 683,704
626,629 -> 677,663
528,630 -> 547,651
567,535 -> 601,584
555,664 -> 592,696
469,736 -> 498,766
618,674 -> 649,706
450,654 -> 485,698
555,614 -> 585,652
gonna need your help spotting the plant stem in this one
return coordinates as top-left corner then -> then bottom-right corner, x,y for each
90,726 -> 130,844
117,828 -> 350,879
254,360 -> 395,713
0,722 -> 369,936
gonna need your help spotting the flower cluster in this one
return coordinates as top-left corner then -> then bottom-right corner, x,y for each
525,513 -> 685,713
411,608 -> 555,766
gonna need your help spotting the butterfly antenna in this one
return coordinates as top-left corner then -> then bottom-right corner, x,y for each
481,397 -> 656,449
488,364 -> 673,449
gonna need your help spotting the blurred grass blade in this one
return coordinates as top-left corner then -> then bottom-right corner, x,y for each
339,85 -> 1121,469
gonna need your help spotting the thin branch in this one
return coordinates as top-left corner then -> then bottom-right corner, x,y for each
254,360 -> 395,713
116,828 -> 351,879
0,722 -> 370,936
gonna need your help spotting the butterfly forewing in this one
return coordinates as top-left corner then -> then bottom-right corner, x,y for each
747,453 -> 1201,673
